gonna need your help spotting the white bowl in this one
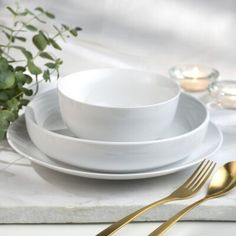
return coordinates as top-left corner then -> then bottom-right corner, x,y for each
58,69 -> 180,141
9,116 -> 222,180
25,89 -> 209,173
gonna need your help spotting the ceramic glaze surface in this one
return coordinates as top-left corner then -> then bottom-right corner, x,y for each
58,69 -> 179,107
25,89 -> 209,173
58,69 -> 180,141
7,116 -> 222,180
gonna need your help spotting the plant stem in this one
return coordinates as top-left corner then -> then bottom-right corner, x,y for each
0,24 -> 26,32
8,59 -> 25,63
3,11 -> 43,54
11,78 -> 46,100
34,75 -> 39,95
1,51 -> 15,60
52,28 -> 69,39
33,51 -> 41,60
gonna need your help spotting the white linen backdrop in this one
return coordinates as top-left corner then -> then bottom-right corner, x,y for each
1,0 -> 236,79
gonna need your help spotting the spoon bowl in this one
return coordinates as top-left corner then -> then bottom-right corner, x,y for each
207,161 -> 236,197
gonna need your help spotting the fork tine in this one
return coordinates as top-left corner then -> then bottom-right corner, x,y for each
183,159 -> 210,187
190,162 -> 216,191
185,160 -> 212,188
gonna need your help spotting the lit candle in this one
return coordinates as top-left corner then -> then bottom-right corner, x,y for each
181,66 -> 209,92
219,85 -> 236,109
169,65 -> 219,92
220,95 -> 236,109
209,80 -> 236,109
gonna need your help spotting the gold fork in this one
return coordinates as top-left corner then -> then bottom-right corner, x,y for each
97,159 -> 216,236
148,161 -> 236,236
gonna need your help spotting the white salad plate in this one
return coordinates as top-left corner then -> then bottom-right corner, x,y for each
24,89 -> 209,173
7,116 -> 222,180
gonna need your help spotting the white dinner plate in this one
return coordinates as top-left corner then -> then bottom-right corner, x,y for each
24,89 -> 209,173
7,116 -> 223,180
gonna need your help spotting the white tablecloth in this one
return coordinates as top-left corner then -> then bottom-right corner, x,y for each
1,0 -> 236,77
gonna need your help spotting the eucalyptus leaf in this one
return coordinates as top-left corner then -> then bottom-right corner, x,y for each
22,88 -> 33,96
32,33 -> 47,51
43,69 -> 50,81
39,52 -> 54,60
15,71 -> 26,83
62,24 -> 69,30
45,11 -> 55,19
21,49 -> 33,60
0,110 -> 15,121
0,129 -> 6,140
6,6 -> 17,16
25,24 -> 37,32
27,60 -> 42,75
24,74 -> 33,84
55,58 -> 63,65
15,36 -> 26,42
5,88 -> 18,98
70,28 -> 78,37
20,99 -> 29,106
45,62 -> 55,69
15,66 -> 26,72
0,58 -> 9,71
0,119 -> 10,134
6,98 -> 20,112
35,7 -> 44,13
0,92 -> 9,101
49,38 -> 62,50
17,82 -> 23,89
76,26 -> 82,31
0,71 -> 15,89
39,31 -> 49,43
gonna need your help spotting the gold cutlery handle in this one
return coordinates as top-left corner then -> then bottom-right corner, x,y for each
97,197 -> 172,236
149,198 -> 207,236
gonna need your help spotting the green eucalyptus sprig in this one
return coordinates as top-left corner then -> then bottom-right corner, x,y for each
0,4 -> 81,139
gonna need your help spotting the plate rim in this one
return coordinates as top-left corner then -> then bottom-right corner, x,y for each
25,89 -> 209,146
7,118 -> 223,180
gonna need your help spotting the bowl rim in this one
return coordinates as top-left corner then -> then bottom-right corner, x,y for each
57,68 -> 181,109
25,89 -> 209,146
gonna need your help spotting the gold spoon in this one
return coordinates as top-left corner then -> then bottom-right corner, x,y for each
149,161 -> 236,236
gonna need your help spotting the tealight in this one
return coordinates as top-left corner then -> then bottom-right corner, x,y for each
209,80 -> 236,109
169,65 -> 219,92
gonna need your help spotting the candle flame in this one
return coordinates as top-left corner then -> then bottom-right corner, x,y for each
182,66 -> 205,79
192,67 -> 202,79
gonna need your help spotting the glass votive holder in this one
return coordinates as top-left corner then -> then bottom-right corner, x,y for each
207,102 -> 236,133
209,80 -> 236,109
169,64 -> 219,92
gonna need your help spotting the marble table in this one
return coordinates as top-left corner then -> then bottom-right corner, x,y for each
0,127 -> 236,224
1,222 -> 236,236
